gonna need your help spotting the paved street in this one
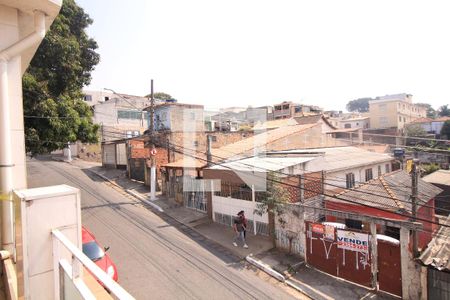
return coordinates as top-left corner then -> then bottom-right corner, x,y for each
27,157 -> 304,299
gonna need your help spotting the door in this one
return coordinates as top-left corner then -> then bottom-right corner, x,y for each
378,240 -> 402,297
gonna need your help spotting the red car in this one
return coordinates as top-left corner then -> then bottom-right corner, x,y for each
82,226 -> 118,282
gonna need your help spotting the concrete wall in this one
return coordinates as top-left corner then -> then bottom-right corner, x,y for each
274,204 -> 306,256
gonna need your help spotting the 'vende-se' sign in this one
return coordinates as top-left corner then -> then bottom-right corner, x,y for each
336,230 -> 369,253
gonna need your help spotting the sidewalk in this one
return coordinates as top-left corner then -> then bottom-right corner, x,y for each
57,157 -> 397,300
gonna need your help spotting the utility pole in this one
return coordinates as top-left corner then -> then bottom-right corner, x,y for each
150,79 -> 156,200
206,134 -> 212,167
411,158 -> 419,257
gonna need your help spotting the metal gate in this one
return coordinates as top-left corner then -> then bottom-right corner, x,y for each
305,222 -> 372,288
428,268 -> 450,300
378,239 -> 402,297
183,177 -> 207,212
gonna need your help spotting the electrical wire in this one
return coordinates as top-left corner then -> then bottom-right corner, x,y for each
161,140 -> 449,229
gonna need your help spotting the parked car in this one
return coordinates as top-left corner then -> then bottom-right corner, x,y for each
82,226 -> 118,282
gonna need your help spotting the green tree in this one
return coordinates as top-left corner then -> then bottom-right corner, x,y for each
416,103 -> 436,118
346,97 -> 372,113
24,0 -> 100,155
441,120 -> 450,139
254,172 -> 290,246
405,124 -> 427,137
144,92 -> 176,101
438,105 -> 450,117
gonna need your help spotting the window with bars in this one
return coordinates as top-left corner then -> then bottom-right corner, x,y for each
365,168 -> 373,181
118,110 -> 142,120
346,173 -> 355,188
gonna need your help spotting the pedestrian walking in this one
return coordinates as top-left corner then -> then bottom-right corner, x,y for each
233,210 -> 248,248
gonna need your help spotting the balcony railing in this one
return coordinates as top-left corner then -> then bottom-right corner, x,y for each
52,229 -> 135,300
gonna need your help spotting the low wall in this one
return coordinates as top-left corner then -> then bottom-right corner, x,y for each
212,195 -> 269,235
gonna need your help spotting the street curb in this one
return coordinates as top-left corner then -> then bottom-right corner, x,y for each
245,255 -> 285,282
86,169 -> 164,213
285,279 -> 316,300
125,189 -> 164,212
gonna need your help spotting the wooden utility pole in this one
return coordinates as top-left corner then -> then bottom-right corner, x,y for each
150,79 -> 156,200
411,159 -> 419,257
206,135 -> 212,167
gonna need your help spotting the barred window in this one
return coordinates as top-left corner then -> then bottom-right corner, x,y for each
118,110 -> 142,120
346,173 -> 355,188
365,168 -> 373,181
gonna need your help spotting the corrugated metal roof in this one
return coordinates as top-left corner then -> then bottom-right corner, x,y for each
419,215 -> 450,271
330,170 -> 443,213
163,123 -> 317,169
269,147 -> 394,172
210,156 -> 315,172
423,170 -> 450,186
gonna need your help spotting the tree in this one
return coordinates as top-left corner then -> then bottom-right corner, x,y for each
405,124 -> 427,137
23,0 -> 100,155
346,97 -> 372,113
441,120 -> 450,139
438,105 -> 450,117
254,172 -> 290,246
144,92 -> 176,101
416,103 -> 436,118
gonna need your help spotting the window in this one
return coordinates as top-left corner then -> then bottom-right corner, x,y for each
282,104 -> 290,110
126,131 -> 132,138
378,165 -> 382,177
274,105 -> 282,110
345,219 -> 363,230
379,116 -> 388,127
118,110 -> 142,120
84,95 -> 92,101
190,112 -> 196,120
356,122 -> 359,126
104,96 -> 109,101
365,168 -> 373,181
385,226 -> 400,240
160,112 -> 167,121
399,116 -> 402,122
133,131 -> 139,137
211,135 -> 217,142
294,106 -> 301,113
379,103 -> 387,112
193,141 -> 199,147
385,164 -> 390,173
344,123 -> 351,128
346,173 -> 355,188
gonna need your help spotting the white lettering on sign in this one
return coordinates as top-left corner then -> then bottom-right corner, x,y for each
336,230 -> 369,253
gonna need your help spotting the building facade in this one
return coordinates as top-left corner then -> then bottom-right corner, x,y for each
273,101 -> 322,119
369,94 -> 426,130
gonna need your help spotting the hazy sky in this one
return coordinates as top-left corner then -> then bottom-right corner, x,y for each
78,0 -> 450,111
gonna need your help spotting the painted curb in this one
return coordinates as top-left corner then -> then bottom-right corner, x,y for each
285,279 -> 316,300
245,255 -> 285,282
87,169 -> 164,212
126,189 -> 164,212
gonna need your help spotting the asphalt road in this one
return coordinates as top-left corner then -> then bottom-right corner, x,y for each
27,157 -> 304,300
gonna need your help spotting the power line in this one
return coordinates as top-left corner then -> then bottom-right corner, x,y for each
164,139 -> 447,214
162,140 -> 449,229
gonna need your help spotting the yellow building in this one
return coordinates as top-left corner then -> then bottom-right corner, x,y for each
369,94 -> 426,130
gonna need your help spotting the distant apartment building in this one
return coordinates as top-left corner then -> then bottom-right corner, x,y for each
145,102 -> 205,132
369,94 -> 426,130
82,90 -> 115,106
273,101 -> 322,119
91,91 -> 152,140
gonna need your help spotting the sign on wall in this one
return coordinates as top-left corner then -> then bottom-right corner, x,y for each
337,230 -> 369,253
324,225 -> 335,241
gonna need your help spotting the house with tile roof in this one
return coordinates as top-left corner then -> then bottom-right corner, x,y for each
406,116 -> 450,137
325,170 -> 442,249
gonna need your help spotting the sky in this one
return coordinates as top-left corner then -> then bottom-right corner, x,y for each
77,0 -> 450,112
